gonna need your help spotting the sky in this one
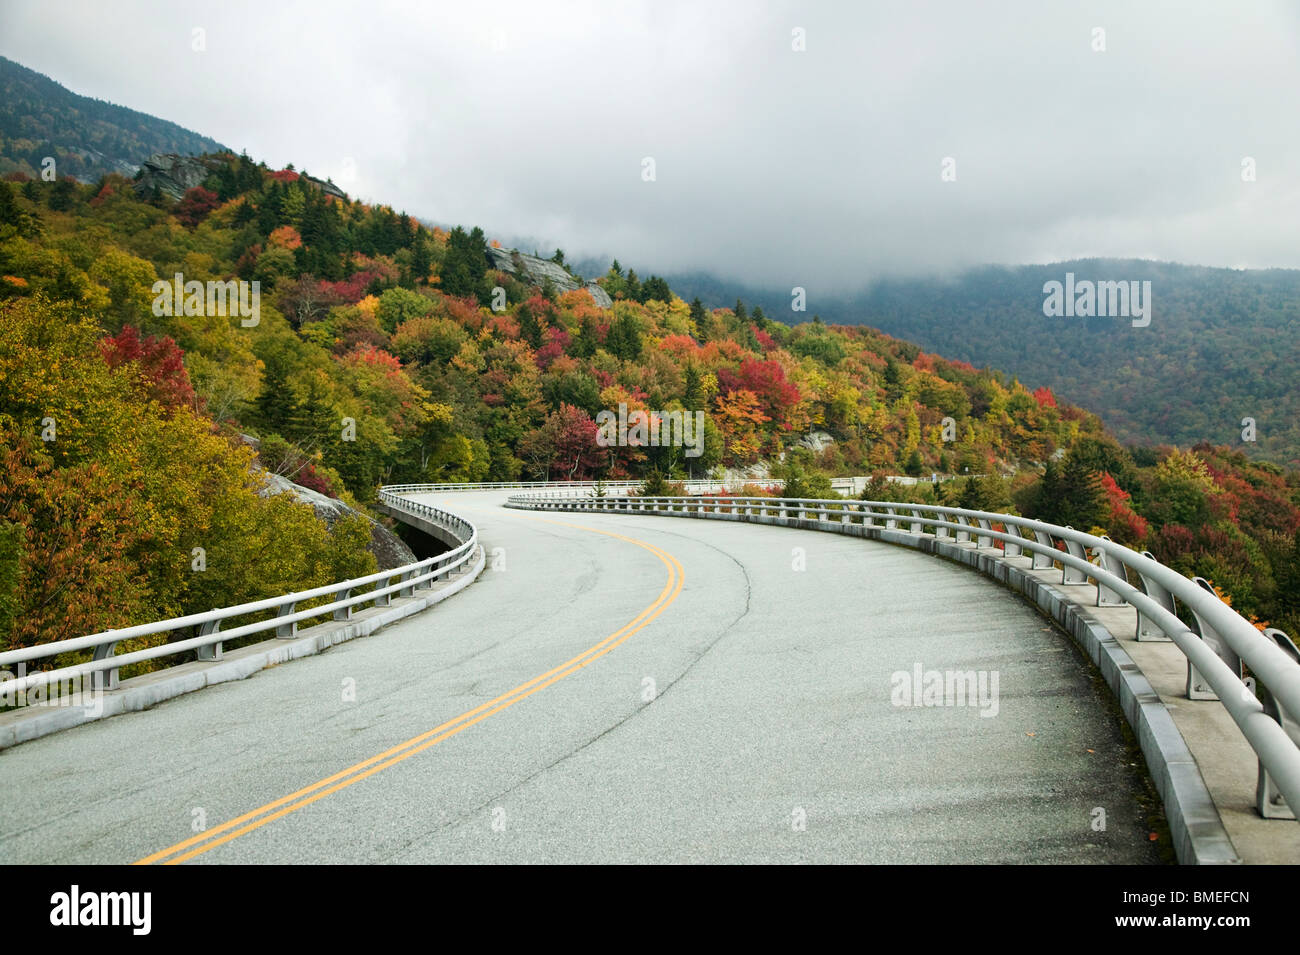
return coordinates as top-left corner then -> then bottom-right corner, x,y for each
2,0 -> 1298,294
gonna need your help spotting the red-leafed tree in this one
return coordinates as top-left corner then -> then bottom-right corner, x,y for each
174,187 -> 221,229
715,358 -> 800,428
100,325 -> 198,413
1100,471 -> 1147,545
519,403 -> 600,480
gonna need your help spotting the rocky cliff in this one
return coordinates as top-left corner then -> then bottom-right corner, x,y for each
134,153 -> 347,202
486,246 -> 613,308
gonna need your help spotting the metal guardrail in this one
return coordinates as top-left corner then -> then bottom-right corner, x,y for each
382,476 -> 868,496
383,480 -> 732,496
0,495 -> 478,701
503,489 -> 1300,822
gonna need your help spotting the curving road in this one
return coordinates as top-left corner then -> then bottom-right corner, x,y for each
0,490 -> 1165,864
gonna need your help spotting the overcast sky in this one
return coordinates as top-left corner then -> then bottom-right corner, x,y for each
3,0 -> 1298,292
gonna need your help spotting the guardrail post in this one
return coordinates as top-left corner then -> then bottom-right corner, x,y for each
910,510 -> 924,535
1185,577 -> 1243,701
885,507 -> 898,530
91,641 -> 120,691
398,569 -> 415,598
1031,530 -> 1055,569
1093,537 -> 1127,607
1061,531 -> 1089,584
333,587 -> 354,621
196,619 -> 223,661
976,518 -> 993,548
275,602 -> 298,638
1002,522 -> 1023,557
1256,628 -> 1300,819
954,515 -> 970,542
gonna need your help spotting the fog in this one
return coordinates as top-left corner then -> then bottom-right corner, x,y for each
4,0 -> 1297,292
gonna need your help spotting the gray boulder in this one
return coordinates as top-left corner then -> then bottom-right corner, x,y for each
485,246 -> 612,309
797,431 -> 835,453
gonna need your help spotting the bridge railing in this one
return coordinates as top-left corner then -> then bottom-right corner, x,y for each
504,490 -> 1300,822
384,479 -> 731,496
0,495 -> 477,702
384,476 -> 865,496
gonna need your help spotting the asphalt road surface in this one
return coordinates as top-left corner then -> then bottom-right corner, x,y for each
0,490 -> 1165,864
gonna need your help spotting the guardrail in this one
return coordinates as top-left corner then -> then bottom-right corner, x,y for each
0,495 -> 478,703
382,476 -> 868,496
383,480 -> 731,496
503,490 -> 1300,822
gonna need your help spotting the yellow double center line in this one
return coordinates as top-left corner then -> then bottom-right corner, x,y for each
134,515 -> 683,865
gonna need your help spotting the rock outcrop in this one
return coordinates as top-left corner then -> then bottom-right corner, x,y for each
259,473 -> 417,571
485,246 -> 613,308
797,431 -> 835,453
133,153 -> 348,202
132,154 -> 222,200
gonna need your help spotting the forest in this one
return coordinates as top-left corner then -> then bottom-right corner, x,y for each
1,149 -> 1298,652
672,260 -> 1300,464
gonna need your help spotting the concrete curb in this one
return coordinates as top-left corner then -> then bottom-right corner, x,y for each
508,501 -> 1240,865
0,545 -> 485,752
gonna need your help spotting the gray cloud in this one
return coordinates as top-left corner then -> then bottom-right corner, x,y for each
3,0 -> 1297,292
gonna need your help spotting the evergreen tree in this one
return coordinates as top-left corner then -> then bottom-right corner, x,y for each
574,315 -> 597,358
440,225 -> 489,301
409,238 -> 432,284
624,268 -> 642,302
517,300 -> 543,348
642,275 -> 672,303
683,363 -> 704,410
48,178 -> 78,212
689,297 -> 706,334
904,448 -> 924,477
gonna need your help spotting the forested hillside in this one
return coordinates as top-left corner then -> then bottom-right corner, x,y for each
0,55 -> 225,183
669,260 -> 1300,464
1,148 -> 1298,648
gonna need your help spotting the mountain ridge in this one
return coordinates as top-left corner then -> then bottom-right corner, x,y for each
0,55 -> 226,183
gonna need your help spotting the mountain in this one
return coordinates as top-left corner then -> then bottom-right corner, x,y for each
661,261 -> 1300,465
0,55 -> 225,183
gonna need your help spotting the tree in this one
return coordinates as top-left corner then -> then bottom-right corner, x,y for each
642,275 -> 672,303
440,225 -> 489,301
174,187 -> 221,228
904,448 -> 924,477
689,297 -> 707,341
1034,455 -> 1106,529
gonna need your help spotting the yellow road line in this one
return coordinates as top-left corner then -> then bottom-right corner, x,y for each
134,512 -> 683,865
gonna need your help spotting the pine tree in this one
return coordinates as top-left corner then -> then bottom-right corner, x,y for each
683,363 -> 704,410
518,301 -> 543,347
574,315 -> 597,358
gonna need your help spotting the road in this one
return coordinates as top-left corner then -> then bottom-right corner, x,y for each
0,490 -> 1165,864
